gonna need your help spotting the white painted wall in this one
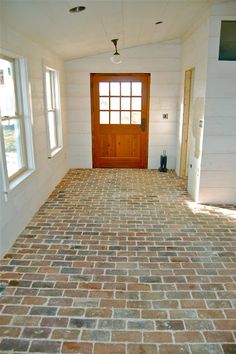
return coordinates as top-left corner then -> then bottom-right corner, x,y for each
0,27 -> 68,257
65,41 -> 181,169
176,14 -> 210,201
199,1 -> 236,204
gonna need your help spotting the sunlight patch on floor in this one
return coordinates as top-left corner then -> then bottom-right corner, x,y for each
186,200 -> 236,219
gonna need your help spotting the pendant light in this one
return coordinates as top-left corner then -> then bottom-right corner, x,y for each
110,39 -> 122,64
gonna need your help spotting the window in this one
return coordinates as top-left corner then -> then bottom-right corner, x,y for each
219,21 -> 236,61
44,67 -> 62,156
0,54 -> 34,189
99,81 -> 142,125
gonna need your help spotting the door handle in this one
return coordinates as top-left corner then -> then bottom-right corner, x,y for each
141,118 -> 146,132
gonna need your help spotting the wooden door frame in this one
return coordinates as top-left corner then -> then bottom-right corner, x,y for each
90,73 -> 150,168
179,68 -> 194,177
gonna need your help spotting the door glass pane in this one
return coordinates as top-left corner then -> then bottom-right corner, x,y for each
48,111 -> 57,150
121,111 -> 130,124
0,58 -> 17,117
100,97 -> 109,110
2,118 -> 25,177
110,97 -> 120,110
110,82 -> 120,96
100,111 -> 109,124
110,111 -> 120,124
132,97 -> 141,110
131,111 -> 141,125
121,82 -> 131,96
121,97 -> 130,110
99,82 -> 109,96
132,82 -> 142,96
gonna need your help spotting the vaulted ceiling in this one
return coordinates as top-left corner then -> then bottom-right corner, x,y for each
0,0 -> 229,60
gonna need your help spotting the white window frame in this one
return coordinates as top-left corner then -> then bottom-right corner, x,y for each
0,51 -> 35,197
43,66 -> 63,158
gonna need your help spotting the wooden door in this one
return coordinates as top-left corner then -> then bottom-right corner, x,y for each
179,68 -> 194,177
91,73 -> 150,168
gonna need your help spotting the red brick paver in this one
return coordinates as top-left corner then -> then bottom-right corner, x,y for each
0,168 -> 236,353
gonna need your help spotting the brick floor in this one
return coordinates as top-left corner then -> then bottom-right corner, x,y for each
0,168 -> 236,354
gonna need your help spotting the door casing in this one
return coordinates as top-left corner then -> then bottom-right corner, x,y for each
179,68 -> 194,177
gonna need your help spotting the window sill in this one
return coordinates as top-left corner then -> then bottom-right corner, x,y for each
48,146 -> 63,159
4,169 -> 35,201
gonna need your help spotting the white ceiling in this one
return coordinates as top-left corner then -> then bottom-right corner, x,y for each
1,0 -> 229,60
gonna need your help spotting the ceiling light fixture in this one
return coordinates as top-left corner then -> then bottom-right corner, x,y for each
110,39 -> 122,64
69,6 -> 86,13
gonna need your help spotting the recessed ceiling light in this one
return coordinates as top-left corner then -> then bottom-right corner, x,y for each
155,21 -> 163,25
69,6 -> 86,13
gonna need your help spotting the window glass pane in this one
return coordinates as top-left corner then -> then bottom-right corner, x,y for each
121,82 -> 131,96
110,97 -> 120,110
45,71 -> 53,110
121,111 -> 130,124
132,97 -> 142,110
48,111 -> 57,150
110,111 -> 120,124
0,58 -> 16,117
99,82 -> 109,96
110,82 -> 120,96
131,111 -> 141,124
132,82 -> 142,96
121,97 -> 130,110
2,118 -> 25,177
100,111 -> 109,124
100,97 -> 109,110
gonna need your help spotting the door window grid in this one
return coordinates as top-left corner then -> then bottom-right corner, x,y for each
99,81 -> 142,125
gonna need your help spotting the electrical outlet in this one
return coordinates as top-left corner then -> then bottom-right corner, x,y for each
163,113 -> 168,119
